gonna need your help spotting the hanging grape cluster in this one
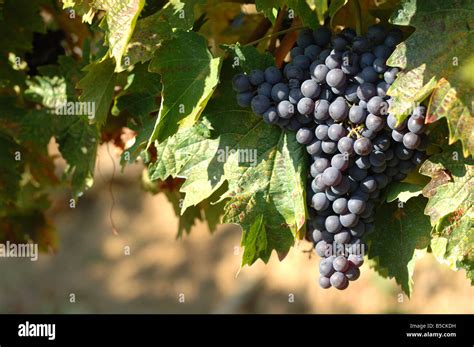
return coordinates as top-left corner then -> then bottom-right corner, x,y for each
232,25 -> 428,290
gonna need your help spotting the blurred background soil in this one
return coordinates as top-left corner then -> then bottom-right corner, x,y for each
0,144 -> 472,314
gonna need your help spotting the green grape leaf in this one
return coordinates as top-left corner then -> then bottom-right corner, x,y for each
419,143 -> 473,282
77,58 -> 117,127
387,0 -> 474,156
223,43 -> 275,74
148,60 -> 308,266
366,197 -> 432,296
427,79 -> 474,157
148,31 -> 221,143
88,0 -> 145,71
386,182 -> 423,203
419,144 -> 474,224
124,10 -> 172,66
56,118 -> 100,197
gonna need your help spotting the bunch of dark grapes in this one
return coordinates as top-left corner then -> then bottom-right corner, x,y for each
232,25 -> 428,290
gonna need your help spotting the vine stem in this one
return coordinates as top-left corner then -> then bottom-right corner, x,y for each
351,0 -> 362,36
244,25 -> 306,47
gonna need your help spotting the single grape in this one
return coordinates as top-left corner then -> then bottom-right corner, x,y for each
357,83 -> 376,101
264,66 -> 283,84
322,141 -> 338,154
249,69 -> 265,86
340,213 -> 359,228
365,113 -> 385,132
403,132 -> 421,149
296,127 -> 314,145
312,228 -> 323,243
315,240 -> 330,257
277,100 -> 295,118
325,50 -> 342,69
328,124 -> 347,141
296,29 -> 314,48
322,167 -> 342,186
353,137 -> 372,156
325,215 -> 342,234
326,69 -> 346,88
330,272 -> 349,290
337,137 -> 354,155
407,115 -> 425,134
367,96 -> 388,116
319,276 -> 332,289
232,73 -> 251,93
301,79 -> 321,98
251,95 -> 270,115
311,64 -> 329,83
297,97 -> 315,115
312,192 -> 330,211
293,54 -> 311,70
314,157 -> 330,173
332,197 -> 348,214
328,99 -> 349,121
315,124 -> 329,140
348,197 -> 366,214
271,82 -> 289,102
334,230 -> 351,244
372,57 -> 387,73
333,256 -> 350,272
285,64 -> 304,80
383,67 -> 399,84
331,153 -> 349,171
360,176 -> 377,193
384,29 -> 403,48
349,105 -> 367,124
314,99 -> 330,121
345,265 -> 361,281
257,82 -> 272,98
263,107 -> 279,124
